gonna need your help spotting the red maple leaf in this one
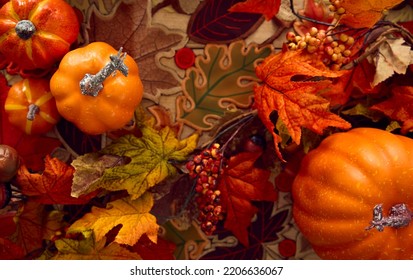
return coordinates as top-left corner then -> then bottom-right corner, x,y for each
228,0 -> 281,21
371,86 -> 413,134
16,155 -> 95,205
12,200 -> 45,256
218,152 -> 277,247
130,234 -> 176,260
254,49 -> 351,159
0,237 -> 25,260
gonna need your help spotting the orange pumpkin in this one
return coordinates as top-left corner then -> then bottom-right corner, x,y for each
0,0 -> 79,71
4,78 -> 60,134
50,42 -> 143,135
292,127 -> 413,259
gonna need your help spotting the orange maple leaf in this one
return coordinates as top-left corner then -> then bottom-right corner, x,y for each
16,155 -> 95,204
371,86 -> 413,134
228,0 -> 281,21
254,49 -> 351,159
218,152 -> 277,247
339,0 -> 404,28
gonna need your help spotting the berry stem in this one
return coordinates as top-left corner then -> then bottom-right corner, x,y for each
289,0 -> 334,27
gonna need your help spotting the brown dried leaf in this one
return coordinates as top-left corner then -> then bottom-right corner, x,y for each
87,1 -> 184,98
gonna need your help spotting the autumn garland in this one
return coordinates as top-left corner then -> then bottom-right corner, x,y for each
0,0 -> 412,260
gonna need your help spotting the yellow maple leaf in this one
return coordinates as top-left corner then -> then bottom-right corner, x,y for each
53,230 -> 141,260
71,122 -> 199,200
68,192 -> 158,246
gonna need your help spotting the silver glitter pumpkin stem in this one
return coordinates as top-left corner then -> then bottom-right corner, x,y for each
79,47 -> 129,97
365,203 -> 413,232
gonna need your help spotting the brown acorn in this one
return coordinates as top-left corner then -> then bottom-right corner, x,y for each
0,145 -> 20,182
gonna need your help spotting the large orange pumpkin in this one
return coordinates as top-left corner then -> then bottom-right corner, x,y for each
292,127 -> 413,259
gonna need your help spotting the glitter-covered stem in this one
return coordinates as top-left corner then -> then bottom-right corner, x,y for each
79,47 -> 129,97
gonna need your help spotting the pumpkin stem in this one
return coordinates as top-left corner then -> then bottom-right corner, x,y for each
27,104 -> 39,121
79,47 -> 129,97
15,20 -> 36,40
366,203 -> 413,231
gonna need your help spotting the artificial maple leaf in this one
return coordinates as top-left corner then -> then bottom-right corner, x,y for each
228,0 -> 281,21
218,151 -> 277,247
254,49 -> 351,159
11,201 -> 45,256
367,37 -> 413,86
71,124 -> 198,200
0,237 -> 25,260
371,86 -> 413,134
339,0 -> 404,28
68,192 -> 159,246
130,234 -> 176,260
16,155 -> 94,205
53,230 -> 141,260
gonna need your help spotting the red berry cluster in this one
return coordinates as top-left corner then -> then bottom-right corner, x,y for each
186,143 -> 224,235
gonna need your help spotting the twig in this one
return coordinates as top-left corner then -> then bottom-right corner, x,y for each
341,26 -> 413,70
202,110 -> 258,149
53,126 -> 80,158
289,0 -> 334,27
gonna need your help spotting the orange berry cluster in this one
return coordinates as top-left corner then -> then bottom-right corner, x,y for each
186,143 -> 224,235
328,0 -> 346,19
286,26 -> 355,70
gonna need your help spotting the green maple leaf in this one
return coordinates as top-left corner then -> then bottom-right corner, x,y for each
71,125 -> 198,199
53,230 -> 141,260
68,193 -> 158,246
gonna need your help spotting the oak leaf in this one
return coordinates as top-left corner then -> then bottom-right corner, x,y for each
367,37 -> 413,86
228,0 -> 281,21
176,41 -> 273,131
371,86 -> 413,134
68,192 -> 159,246
339,0 -> 404,28
218,152 -> 278,247
254,49 -> 351,159
53,230 -> 141,260
71,125 -> 198,200
88,1 -> 183,98
16,156 -> 94,205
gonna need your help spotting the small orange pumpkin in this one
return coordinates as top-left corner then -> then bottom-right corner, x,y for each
0,0 -> 79,71
292,127 -> 413,259
4,78 -> 60,134
50,42 -> 144,135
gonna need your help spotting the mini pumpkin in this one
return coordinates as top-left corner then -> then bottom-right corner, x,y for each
292,127 -> 413,259
0,0 -> 79,71
4,78 -> 60,135
50,41 -> 144,135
